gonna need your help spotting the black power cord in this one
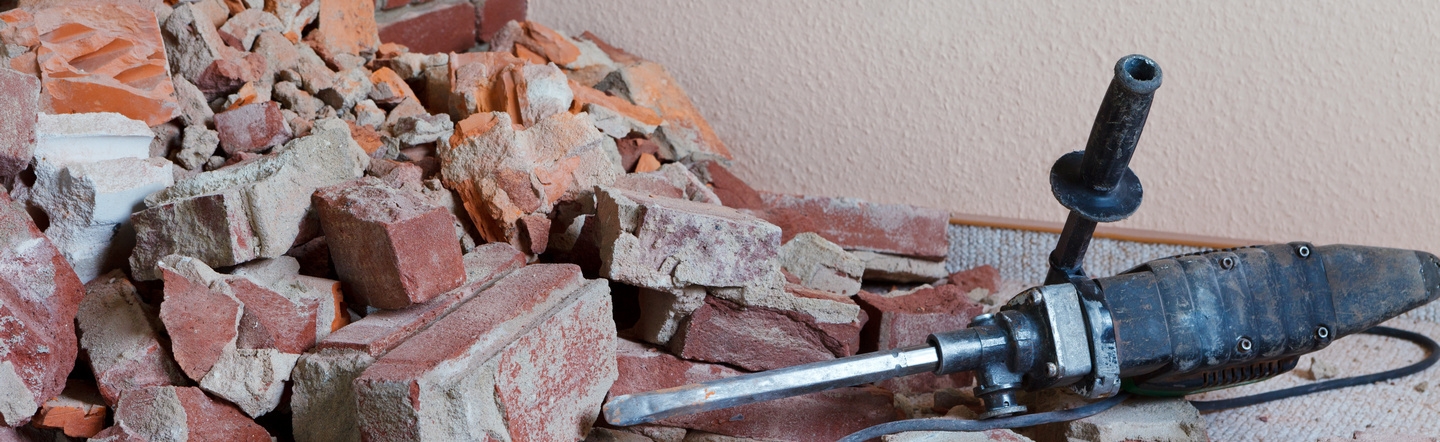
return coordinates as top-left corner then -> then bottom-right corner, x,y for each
1190,326 -> 1440,411
840,326 -> 1439,442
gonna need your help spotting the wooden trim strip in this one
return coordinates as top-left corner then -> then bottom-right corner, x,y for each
948,213 -> 1269,250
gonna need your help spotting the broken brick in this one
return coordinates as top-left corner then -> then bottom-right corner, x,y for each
369,66 -> 417,106
603,61 -> 731,162
491,20 -> 579,65
354,264 -> 617,441
440,111 -> 621,253
308,0 -> 381,67
32,2 -> 181,126
131,118 -> 369,280
219,9 -> 285,51
479,0 -> 528,42
377,1 -> 477,54
111,386 -> 270,441
856,282 -> 988,395
852,250 -> 949,283
314,177 -> 466,309
751,192 -> 950,260
292,242 -> 525,442
595,186 -> 781,293
689,160 -> 765,210
572,81 -> 661,138
163,3 -> 235,85
609,339 -> 895,441
0,192 -> 86,426
30,381 -> 106,438
78,271 -> 187,406
778,232 -> 864,297
634,153 -> 661,173
669,295 -> 865,371
215,101 -> 295,155
611,163 -> 722,205
0,69 -> 39,181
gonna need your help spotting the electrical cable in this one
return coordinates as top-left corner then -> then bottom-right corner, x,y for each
1190,326 -> 1439,411
840,326 -> 1437,441
837,392 -> 1130,442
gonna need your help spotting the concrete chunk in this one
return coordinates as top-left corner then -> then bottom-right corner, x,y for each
131,118 -> 369,280
779,232 -> 864,297
112,386 -> 271,442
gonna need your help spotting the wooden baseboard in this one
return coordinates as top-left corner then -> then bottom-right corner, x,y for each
949,213 -> 1268,250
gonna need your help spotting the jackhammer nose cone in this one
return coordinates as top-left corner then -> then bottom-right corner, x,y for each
1318,245 -> 1440,336
1421,251 -> 1440,304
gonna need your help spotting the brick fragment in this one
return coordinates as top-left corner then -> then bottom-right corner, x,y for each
688,160 -> 765,210
196,52 -> 268,99
491,20 -> 579,65
779,232 -> 863,297
572,81 -> 660,138
0,192 -> 86,426
318,67 -> 375,112
377,1 -> 477,54
609,339 -> 895,441
595,186 -> 780,292
216,101 -> 295,155
30,381 -> 106,438
751,192 -> 950,260
479,0 -> 527,42
0,69 -> 38,181
853,250 -> 949,283
634,153 -> 661,173
157,255 -> 326,417
602,61 -> 731,162
111,386 -> 271,441
369,67 -> 416,106
218,9 -> 284,50
612,163 -> 722,204
163,3 -> 233,84
354,265 -> 617,441
440,111 -> 621,253
856,278 -> 989,394
670,295 -> 864,371
78,271 -> 187,406
617,136 -> 660,172
314,177 -> 465,309
308,0 -> 381,66
31,2 -> 181,126
131,118 -> 369,280
292,243 -> 524,442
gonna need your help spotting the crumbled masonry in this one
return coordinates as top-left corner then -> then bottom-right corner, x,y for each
0,2 -> 1204,440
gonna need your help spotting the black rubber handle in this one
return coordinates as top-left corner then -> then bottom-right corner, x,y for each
1079,54 -> 1163,192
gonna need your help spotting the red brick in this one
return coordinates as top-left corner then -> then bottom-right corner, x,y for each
215,101 -> 294,155
314,177 -> 466,309
856,279 -> 990,395
691,160 -> 765,210
751,192 -> 950,260
112,386 -> 270,441
609,339 -> 896,441
292,243 -> 525,442
29,2 -> 180,126
157,259 -> 243,382
670,295 -> 864,371
196,52 -> 268,100
378,1 -> 477,55
78,272 -> 186,406
0,192 -> 86,426
317,243 -> 526,357
354,264 -> 616,441
479,0 -> 527,42
0,69 -> 38,181
309,0 -> 381,66
617,136 -> 660,173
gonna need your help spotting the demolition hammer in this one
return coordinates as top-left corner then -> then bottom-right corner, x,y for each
601,55 -> 1440,439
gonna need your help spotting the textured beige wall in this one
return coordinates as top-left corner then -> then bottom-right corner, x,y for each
532,1 -> 1440,253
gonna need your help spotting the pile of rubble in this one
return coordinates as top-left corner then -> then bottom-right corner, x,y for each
0,1 -> 1207,441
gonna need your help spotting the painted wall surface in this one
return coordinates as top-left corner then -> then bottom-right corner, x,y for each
532,1 -> 1440,253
